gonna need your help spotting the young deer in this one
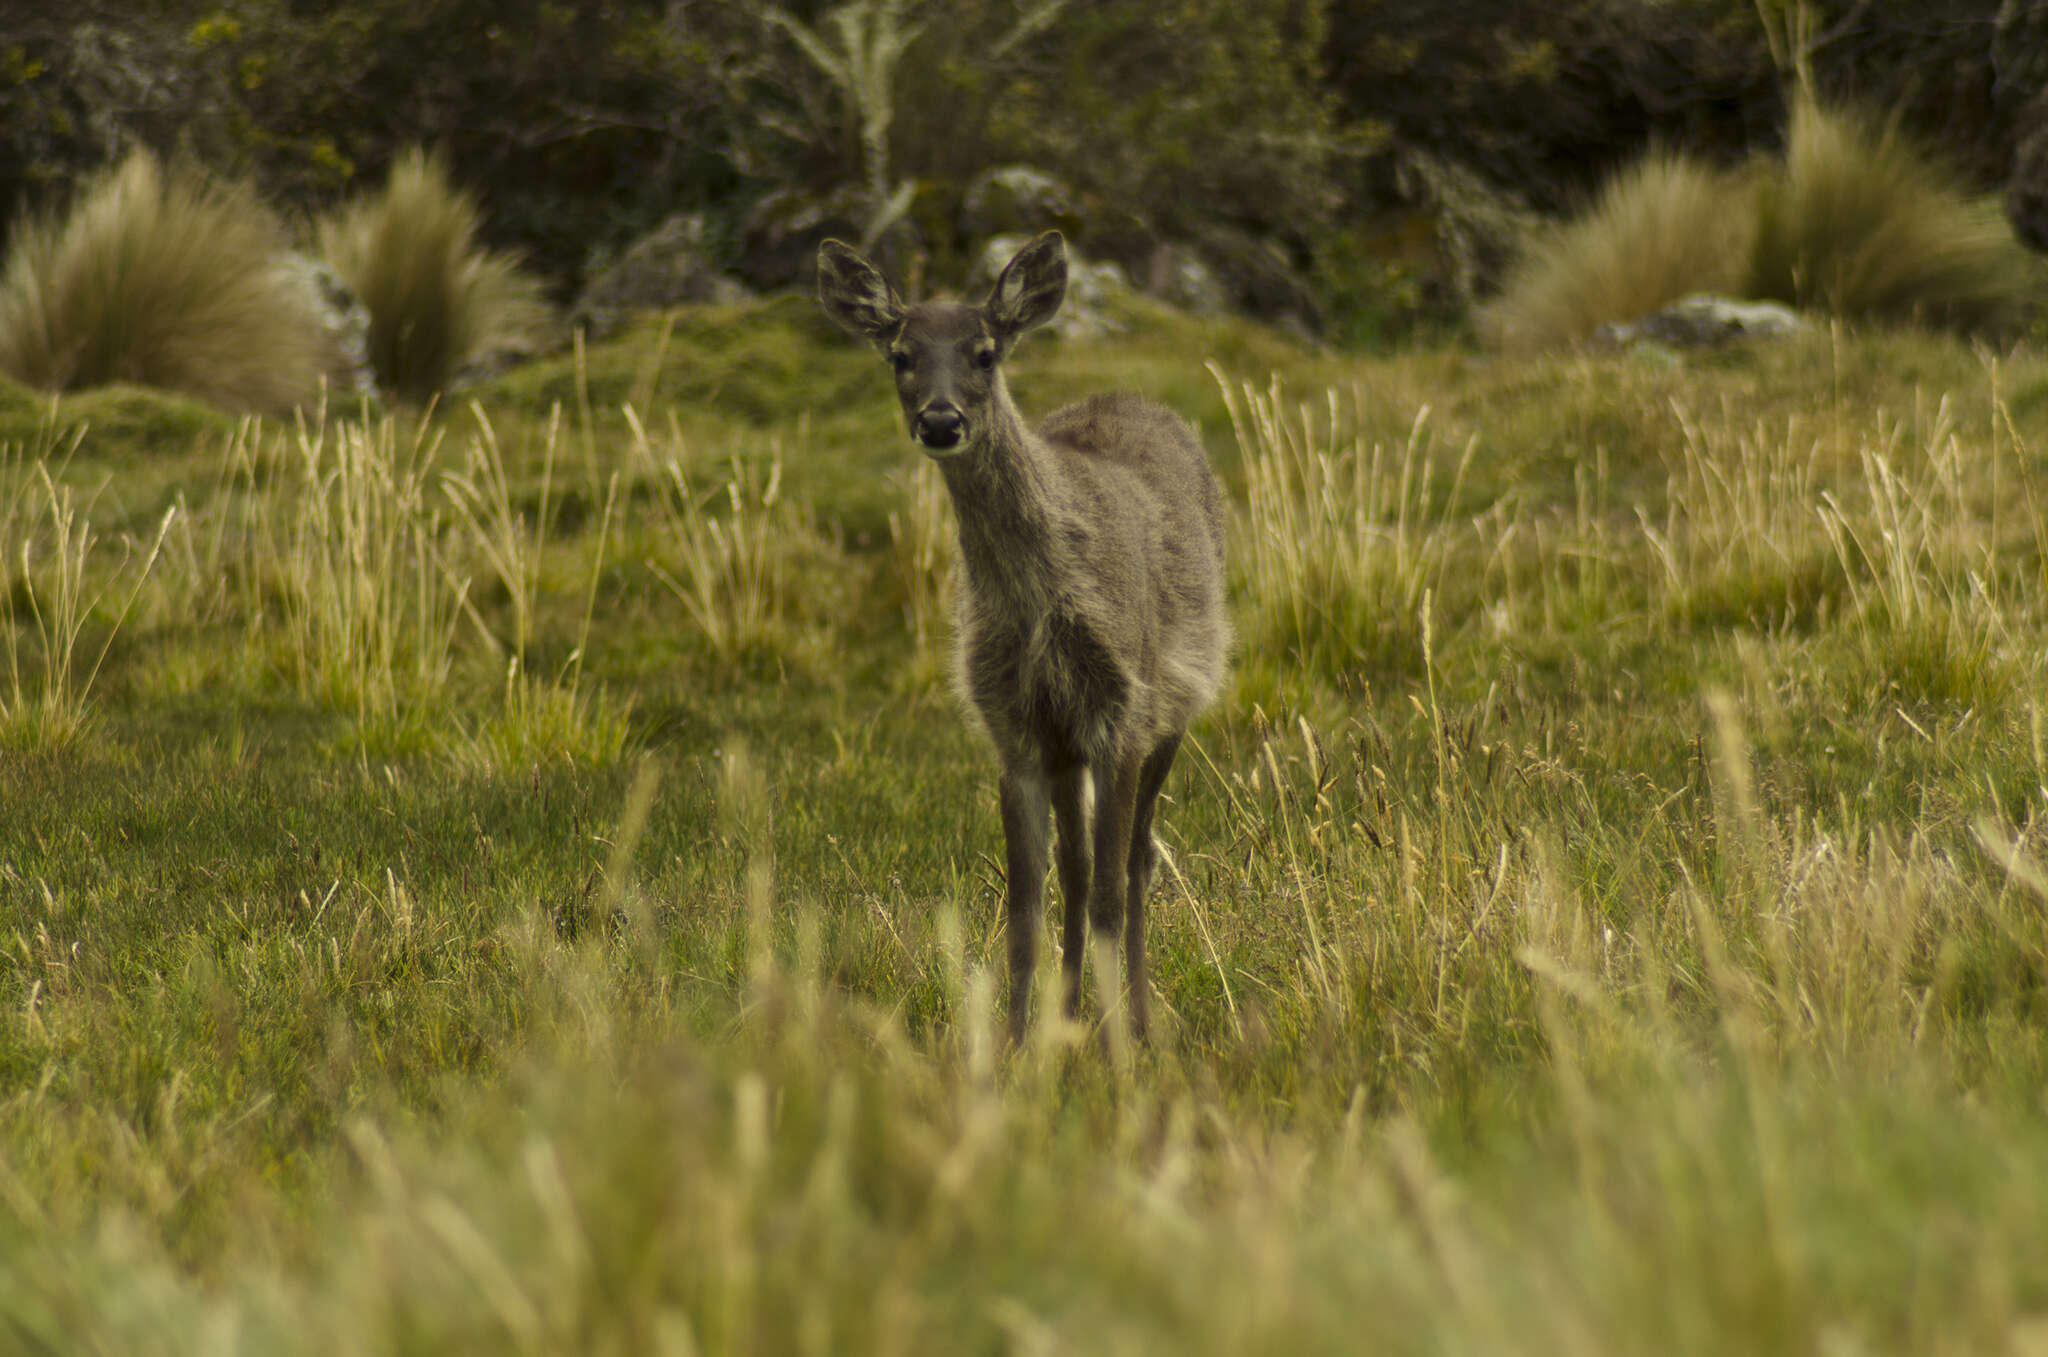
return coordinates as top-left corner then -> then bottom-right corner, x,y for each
817,231 -> 1228,1045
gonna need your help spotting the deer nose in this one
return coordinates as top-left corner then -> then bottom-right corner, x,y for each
914,405 -> 965,450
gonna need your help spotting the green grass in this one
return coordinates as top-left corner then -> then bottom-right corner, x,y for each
6,304 -> 2048,1352
0,150 -> 347,414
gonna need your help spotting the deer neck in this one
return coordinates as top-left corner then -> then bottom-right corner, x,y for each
939,382 -> 1064,618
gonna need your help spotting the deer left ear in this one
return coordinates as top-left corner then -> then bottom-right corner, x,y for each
985,231 -> 1067,341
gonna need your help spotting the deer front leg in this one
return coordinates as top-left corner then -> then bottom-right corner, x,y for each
999,767 -> 1051,1046
1087,748 -> 1145,1042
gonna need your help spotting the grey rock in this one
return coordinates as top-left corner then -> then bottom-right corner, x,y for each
1137,242 -> 1232,316
739,185 -> 921,293
2008,96 -> 2048,253
574,213 -> 750,339
959,165 -> 1080,239
276,251 -> 377,399
1595,294 -> 1809,349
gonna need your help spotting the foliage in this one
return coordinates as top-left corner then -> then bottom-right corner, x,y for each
0,148 -> 343,412
1749,93 -> 2042,333
316,148 -> 550,406
1321,0 -> 1775,216
1480,147 -> 1753,349
988,0 -> 1338,246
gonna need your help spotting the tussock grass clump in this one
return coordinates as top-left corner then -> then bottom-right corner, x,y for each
1488,96 -> 2043,349
255,413 -> 464,748
1224,370 -> 1480,688
1481,149 -> 1753,350
1752,95 -> 2042,334
1,436 -> 173,748
0,150 -> 342,414
317,148 -> 551,406
632,415 -> 848,675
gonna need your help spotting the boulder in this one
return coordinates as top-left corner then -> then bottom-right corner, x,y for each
959,165 -> 1082,239
737,185 -> 922,294
1187,226 -> 1323,336
1594,294 -> 1808,350
2008,96 -> 2048,253
1137,241 -> 1232,316
276,252 -> 377,399
573,213 -> 750,339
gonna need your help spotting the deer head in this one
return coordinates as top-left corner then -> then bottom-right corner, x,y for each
817,232 -> 1067,453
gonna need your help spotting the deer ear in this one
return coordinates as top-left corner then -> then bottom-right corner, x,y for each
817,239 -> 905,346
985,231 -> 1067,340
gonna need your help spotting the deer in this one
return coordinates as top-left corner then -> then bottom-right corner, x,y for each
816,231 -> 1229,1047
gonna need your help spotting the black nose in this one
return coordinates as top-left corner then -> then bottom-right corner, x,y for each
915,406 -> 965,449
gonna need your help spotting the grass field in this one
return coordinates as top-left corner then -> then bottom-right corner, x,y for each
5,291 -> 2048,1354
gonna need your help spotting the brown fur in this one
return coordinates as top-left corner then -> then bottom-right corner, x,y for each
817,231 -> 1228,1044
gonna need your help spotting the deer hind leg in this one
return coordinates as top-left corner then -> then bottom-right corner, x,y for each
1050,762 -> 1091,1021
999,767 -> 1051,1046
1122,733 -> 1183,1043
1087,747 -> 1145,1041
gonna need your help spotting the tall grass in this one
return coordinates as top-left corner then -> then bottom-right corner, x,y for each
1752,94 -> 2041,333
443,406 -> 635,771
256,413 -> 465,750
1481,148 -> 1753,350
0,149 -> 343,413
886,456 -> 955,691
634,412 -> 843,672
317,148 -> 551,405
1640,405 -> 1837,626
1223,369 -> 1480,689
1,430 -> 174,748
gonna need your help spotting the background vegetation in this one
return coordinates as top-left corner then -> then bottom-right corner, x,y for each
8,0 -> 2046,341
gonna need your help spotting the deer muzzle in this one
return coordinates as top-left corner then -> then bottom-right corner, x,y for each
914,405 -> 966,451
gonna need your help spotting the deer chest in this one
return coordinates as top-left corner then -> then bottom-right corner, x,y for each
959,608 -> 1131,763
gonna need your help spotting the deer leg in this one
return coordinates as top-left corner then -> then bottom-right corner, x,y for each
1050,763 -> 1091,1021
1122,733 -> 1182,1043
1088,748 -> 1145,1039
999,767 -> 1051,1046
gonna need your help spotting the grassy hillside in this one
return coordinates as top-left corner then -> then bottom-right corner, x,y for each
5,306 -> 2048,1353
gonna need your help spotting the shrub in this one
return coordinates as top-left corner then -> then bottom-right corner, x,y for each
1749,94 -> 2041,334
316,148 -> 550,405
1480,148 -> 1753,349
0,149 -> 341,413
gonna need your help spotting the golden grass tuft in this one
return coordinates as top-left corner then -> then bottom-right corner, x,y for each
316,148 -> 551,405
1749,93 -> 2042,333
1479,148 -> 1753,350
0,149 -> 344,414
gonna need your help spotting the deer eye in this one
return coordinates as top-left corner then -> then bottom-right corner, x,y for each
889,351 -> 912,374
974,347 -> 997,371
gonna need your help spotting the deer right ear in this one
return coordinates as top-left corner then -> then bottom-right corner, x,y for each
817,240 -> 905,347
986,231 -> 1067,341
